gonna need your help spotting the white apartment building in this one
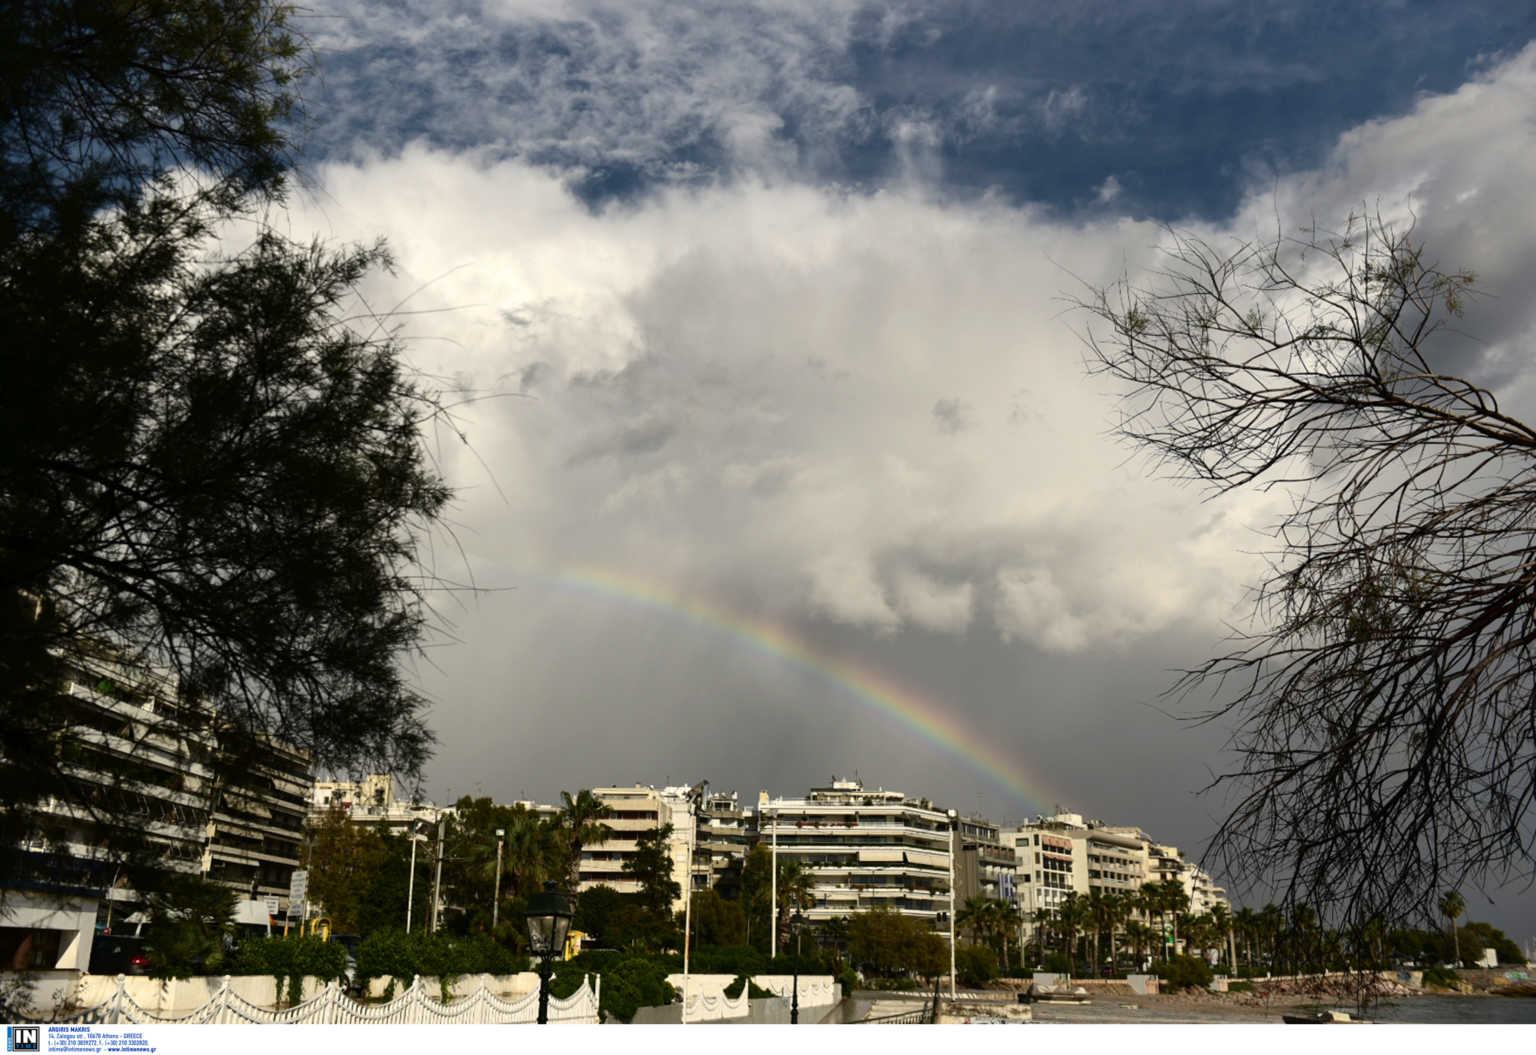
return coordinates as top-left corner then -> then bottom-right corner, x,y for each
759,777 -> 954,923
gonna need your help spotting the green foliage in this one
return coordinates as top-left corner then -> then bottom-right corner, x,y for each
1041,952 -> 1072,974
837,965 -> 859,993
1458,921 -> 1527,965
622,825 -> 681,917
436,798 -> 567,938
1227,980 -> 1254,993
232,936 -> 347,1007
140,873 -> 237,979
847,908 -> 947,980
593,956 -> 676,1024
1154,955 -> 1214,991
354,930 -> 528,1000
955,943 -> 998,988
572,883 -> 624,944
1422,966 -> 1460,989
688,889 -> 746,947
0,0 -> 451,899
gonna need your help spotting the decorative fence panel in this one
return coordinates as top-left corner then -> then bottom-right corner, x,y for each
21,975 -> 600,1025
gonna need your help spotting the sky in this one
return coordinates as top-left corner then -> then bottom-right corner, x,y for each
278,1 -> 1536,939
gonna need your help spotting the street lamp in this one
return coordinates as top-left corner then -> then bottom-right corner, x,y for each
405,817 -> 433,933
790,910 -> 805,1024
492,828 -> 505,931
524,881 -> 573,1025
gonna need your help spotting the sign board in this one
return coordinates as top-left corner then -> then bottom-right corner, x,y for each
264,895 -> 280,917
288,869 -> 308,907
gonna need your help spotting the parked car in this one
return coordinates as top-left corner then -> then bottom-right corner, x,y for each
89,935 -> 150,976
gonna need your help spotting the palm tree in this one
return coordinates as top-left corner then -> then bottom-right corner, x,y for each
1086,891 -> 1109,976
994,898 -> 1022,973
957,895 -> 992,946
1103,891 -> 1129,976
1438,890 -> 1465,967
1032,907 -> 1054,964
775,858 -> 814,952
1259,903 -> 1283,973
1210,903 -> 1233,973
1162,881 -> 1190,957
559,789 -> 613,896
1124,919 -> 1152,969
1059,892 -> 1088,975
1235,906 -> 1259,974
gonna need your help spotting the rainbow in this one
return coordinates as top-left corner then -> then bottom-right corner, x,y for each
555,565 -> 1058,812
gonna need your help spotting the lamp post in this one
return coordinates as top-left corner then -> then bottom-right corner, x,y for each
405,821 -> 431,933
492,828 -> 505,931
524,881 -> 572,1025
790,910 -> 805,1024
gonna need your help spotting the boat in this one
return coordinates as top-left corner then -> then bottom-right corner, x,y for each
1282,1010 -> 1353,1023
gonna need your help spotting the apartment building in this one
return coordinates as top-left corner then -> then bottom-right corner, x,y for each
758,777 -> 954,923
1004,823 -> 1078,923
310,774 -> 442,838
3,647 -> 313,967
692,789 -> 751,898
201,730 -> 310,904
575,785 -> 692,910
953,815 -> 1017,905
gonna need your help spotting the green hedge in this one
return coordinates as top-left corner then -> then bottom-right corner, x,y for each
231,936 -> 348,1007
355,931 -> 527,1002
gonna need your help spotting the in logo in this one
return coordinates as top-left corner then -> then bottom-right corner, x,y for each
6,1026 -> 39,1052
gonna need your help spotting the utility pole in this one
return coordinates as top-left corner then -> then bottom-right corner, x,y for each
431,814 -> 446,933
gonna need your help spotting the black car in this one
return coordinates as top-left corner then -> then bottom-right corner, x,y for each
89,934 -> 150,976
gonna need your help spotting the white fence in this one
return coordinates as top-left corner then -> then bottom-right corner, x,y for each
668,974 -> 840,1023
23,974 -> 600,1025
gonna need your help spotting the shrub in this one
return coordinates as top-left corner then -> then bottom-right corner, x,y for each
1154,955 -> 1214,991
955,944 -> 998,988
232,936 -> 346,1007
355,930 -> 529,1001
1227,980 -> 1254,993
1422,966 -> 1460,989
1041,953 -> 1072,974
837,965 -> 859,993
596,956 -> 676,1023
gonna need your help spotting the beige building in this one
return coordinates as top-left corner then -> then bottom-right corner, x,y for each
576,785 -> 692,911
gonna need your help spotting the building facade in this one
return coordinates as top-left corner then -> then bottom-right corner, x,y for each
758,778 -> 954,923
576,785 -> 692,911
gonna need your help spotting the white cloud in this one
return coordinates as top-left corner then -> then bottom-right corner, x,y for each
273,41 -> 1536,659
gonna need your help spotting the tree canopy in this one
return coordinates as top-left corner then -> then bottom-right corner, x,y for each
1,1 -> 452,887
1081,213 -> 1536,927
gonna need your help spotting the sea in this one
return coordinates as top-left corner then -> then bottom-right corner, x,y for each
1363,996 -> 1536,1024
